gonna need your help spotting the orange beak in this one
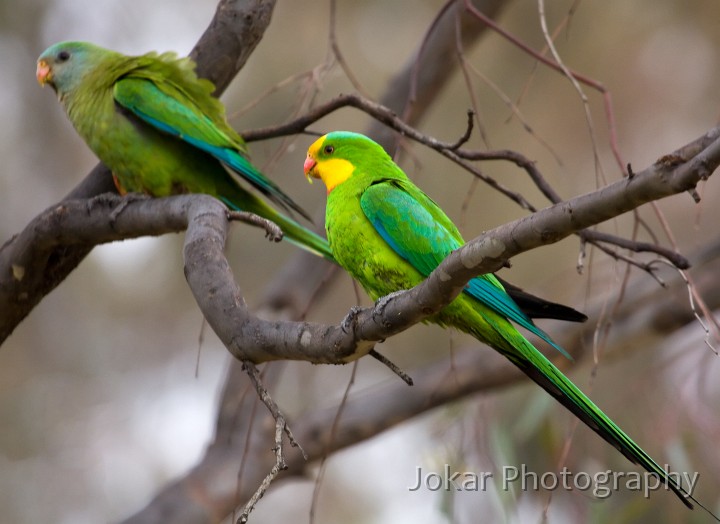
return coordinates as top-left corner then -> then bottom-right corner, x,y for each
36,60 -> 51,86
303,154 -> 317,183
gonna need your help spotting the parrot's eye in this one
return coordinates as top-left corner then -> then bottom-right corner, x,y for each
324,145 -> 334,154
57,50 -> 70,62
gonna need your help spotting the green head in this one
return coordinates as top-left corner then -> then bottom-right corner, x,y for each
304,131 -> 391,193
36,41 -> 116,96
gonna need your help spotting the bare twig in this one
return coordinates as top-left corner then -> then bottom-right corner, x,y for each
236,362 -> 304,523
369,349 -> 414,386
463,0 -> 627,172
328,0 -> 372,98
227,210 -> 283,242
537,0 -> 605,184
448,109 -> 476,150
371,0 -> 507,154
580,230 -> 690,269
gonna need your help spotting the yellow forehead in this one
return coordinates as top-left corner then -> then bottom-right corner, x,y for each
307,135 -> 327,158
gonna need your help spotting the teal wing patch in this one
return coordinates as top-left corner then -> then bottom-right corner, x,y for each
360,180 -> 456,275
360,181 -> 571,359
113,77 -> 310,220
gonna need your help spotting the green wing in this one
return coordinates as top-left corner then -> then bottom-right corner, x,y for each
113,75 -> 310,220
359,179 -> 571,359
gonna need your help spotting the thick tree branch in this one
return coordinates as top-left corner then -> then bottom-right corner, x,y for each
190,0 -> 276,95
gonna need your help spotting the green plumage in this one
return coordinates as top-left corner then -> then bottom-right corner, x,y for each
308,131 -> 696,509
37,41 -> 331,259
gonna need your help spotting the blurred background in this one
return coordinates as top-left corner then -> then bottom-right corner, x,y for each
2,0 -> 720,522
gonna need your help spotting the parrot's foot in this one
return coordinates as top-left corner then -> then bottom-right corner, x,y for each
109,192 -> 151,224
86,193 -> 124,211
374,290 -> 406,318
341,306 -> 363,334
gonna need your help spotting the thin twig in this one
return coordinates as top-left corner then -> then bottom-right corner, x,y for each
462,58 -> 563,165
452,9 -> 490,148
580,230 -> 690,269
463,0 -> 627,173
328,0 -> 372,98
227,210 -> 283,242
448,109 -> 475,150
237,362 -> 306,523
369,349 -> 414,386
649,260 -> 720,355
537,0 -> 605,186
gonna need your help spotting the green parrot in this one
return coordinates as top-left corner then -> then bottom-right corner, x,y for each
304,131 -> 698,509
35,41 -> 588,326
36,41 -> 330,258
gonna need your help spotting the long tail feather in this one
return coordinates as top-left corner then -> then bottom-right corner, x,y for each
487,326 -> 697,508
497,277 -> 588,323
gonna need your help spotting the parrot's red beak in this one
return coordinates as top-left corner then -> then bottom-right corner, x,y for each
304,155 -> 317,183
36,60 -> 51,86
